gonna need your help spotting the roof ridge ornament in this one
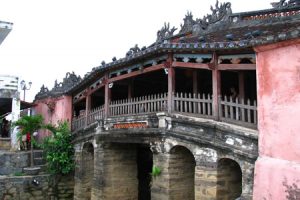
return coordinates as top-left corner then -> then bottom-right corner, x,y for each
271,0 -> 300,9
179,0 -> 232,35
126,44 -> 142,57
156,22 -> 177,44
35,72 -> 82,100
179,11 -> 195,34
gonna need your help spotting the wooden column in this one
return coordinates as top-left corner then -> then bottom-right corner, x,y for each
193,71 -> 198,94
85,94 -> 91,126
238,71 -> 245,99
104,77 -> 111,118
167,53 -> 175,113
212,53 -> 221,119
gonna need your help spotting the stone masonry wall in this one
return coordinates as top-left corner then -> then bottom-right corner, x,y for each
195,164 -> 218,200
0,151 -> 29,175
169,146 -> 195,200
0,174 -> 74,200
151,151 -> 170,200
74,142 -> 94,200
103,143 -> 138,200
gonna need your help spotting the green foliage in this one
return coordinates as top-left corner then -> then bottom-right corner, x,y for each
42,121 -> 74,175
13,115 -> 53,167
14,115 -> 45,136
151,165 -> 161,178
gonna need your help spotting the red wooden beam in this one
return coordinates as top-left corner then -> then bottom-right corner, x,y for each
87,83 -> 105,96
108,64 -> 165,83
217,64 -> 256,70
172,61 -> 210,70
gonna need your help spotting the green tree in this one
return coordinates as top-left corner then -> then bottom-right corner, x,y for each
42,121 -> 74,175
14,115 -> 53,167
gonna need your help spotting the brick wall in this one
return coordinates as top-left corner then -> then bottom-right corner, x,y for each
169,146 -> 195,200
91,143 -> 138,200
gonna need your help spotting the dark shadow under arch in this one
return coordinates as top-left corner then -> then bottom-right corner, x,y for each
217,158 -> 242,200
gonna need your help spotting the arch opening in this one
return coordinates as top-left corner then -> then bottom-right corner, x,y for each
217,158 -> 242,200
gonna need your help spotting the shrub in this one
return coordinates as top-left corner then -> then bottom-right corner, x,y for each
42,121 -> 74,175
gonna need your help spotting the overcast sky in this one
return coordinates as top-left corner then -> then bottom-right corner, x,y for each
0,0 -> 274,102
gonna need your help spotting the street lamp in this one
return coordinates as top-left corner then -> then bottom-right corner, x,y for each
20,80 -> 32,101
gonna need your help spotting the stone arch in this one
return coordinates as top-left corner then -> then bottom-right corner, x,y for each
169,145 -> 196,200
217,158 -> 242,200
81,142 -> 94,200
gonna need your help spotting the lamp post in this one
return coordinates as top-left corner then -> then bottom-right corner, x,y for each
20,80 -> 32,101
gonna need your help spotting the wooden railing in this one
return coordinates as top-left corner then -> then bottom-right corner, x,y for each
72,115 -> 86,131
174,93 -> 213,118
219,96 -> 257,128
87,105 -> 104,126
109,93 -> 167,116
72,93 -> 258,131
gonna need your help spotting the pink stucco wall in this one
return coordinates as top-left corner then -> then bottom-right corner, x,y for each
34,95 -> 72,139
253,39 -> 300,199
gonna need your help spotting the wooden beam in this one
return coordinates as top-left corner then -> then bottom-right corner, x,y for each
108,64 -> 165,83
87,83 -> 105,96
172,61 -> 210,70
217,64 -> 256,70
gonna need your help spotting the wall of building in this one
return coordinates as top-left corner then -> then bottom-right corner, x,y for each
34,95 -> 72,139
253,39 -> 300,199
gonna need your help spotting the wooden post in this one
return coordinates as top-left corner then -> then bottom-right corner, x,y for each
193,71 -> 198,94
104,76 -> 111,118
238,71 -> 245,99
85,94 -> 91,126
212,52 -> 221,119
167,53 -> 175,113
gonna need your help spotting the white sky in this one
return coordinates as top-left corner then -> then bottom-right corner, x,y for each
0,0 -> 274,102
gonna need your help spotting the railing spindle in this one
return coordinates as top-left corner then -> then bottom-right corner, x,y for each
230,96 -> 234,120
247,99 -> 251,123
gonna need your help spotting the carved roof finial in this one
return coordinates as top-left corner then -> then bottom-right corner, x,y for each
156,22 -> 177,43
271,0 -> 300,8
179,11 -> 196,34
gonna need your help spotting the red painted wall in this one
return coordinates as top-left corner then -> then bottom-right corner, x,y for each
34,95 -> 72,140
253,39 -> 300,199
